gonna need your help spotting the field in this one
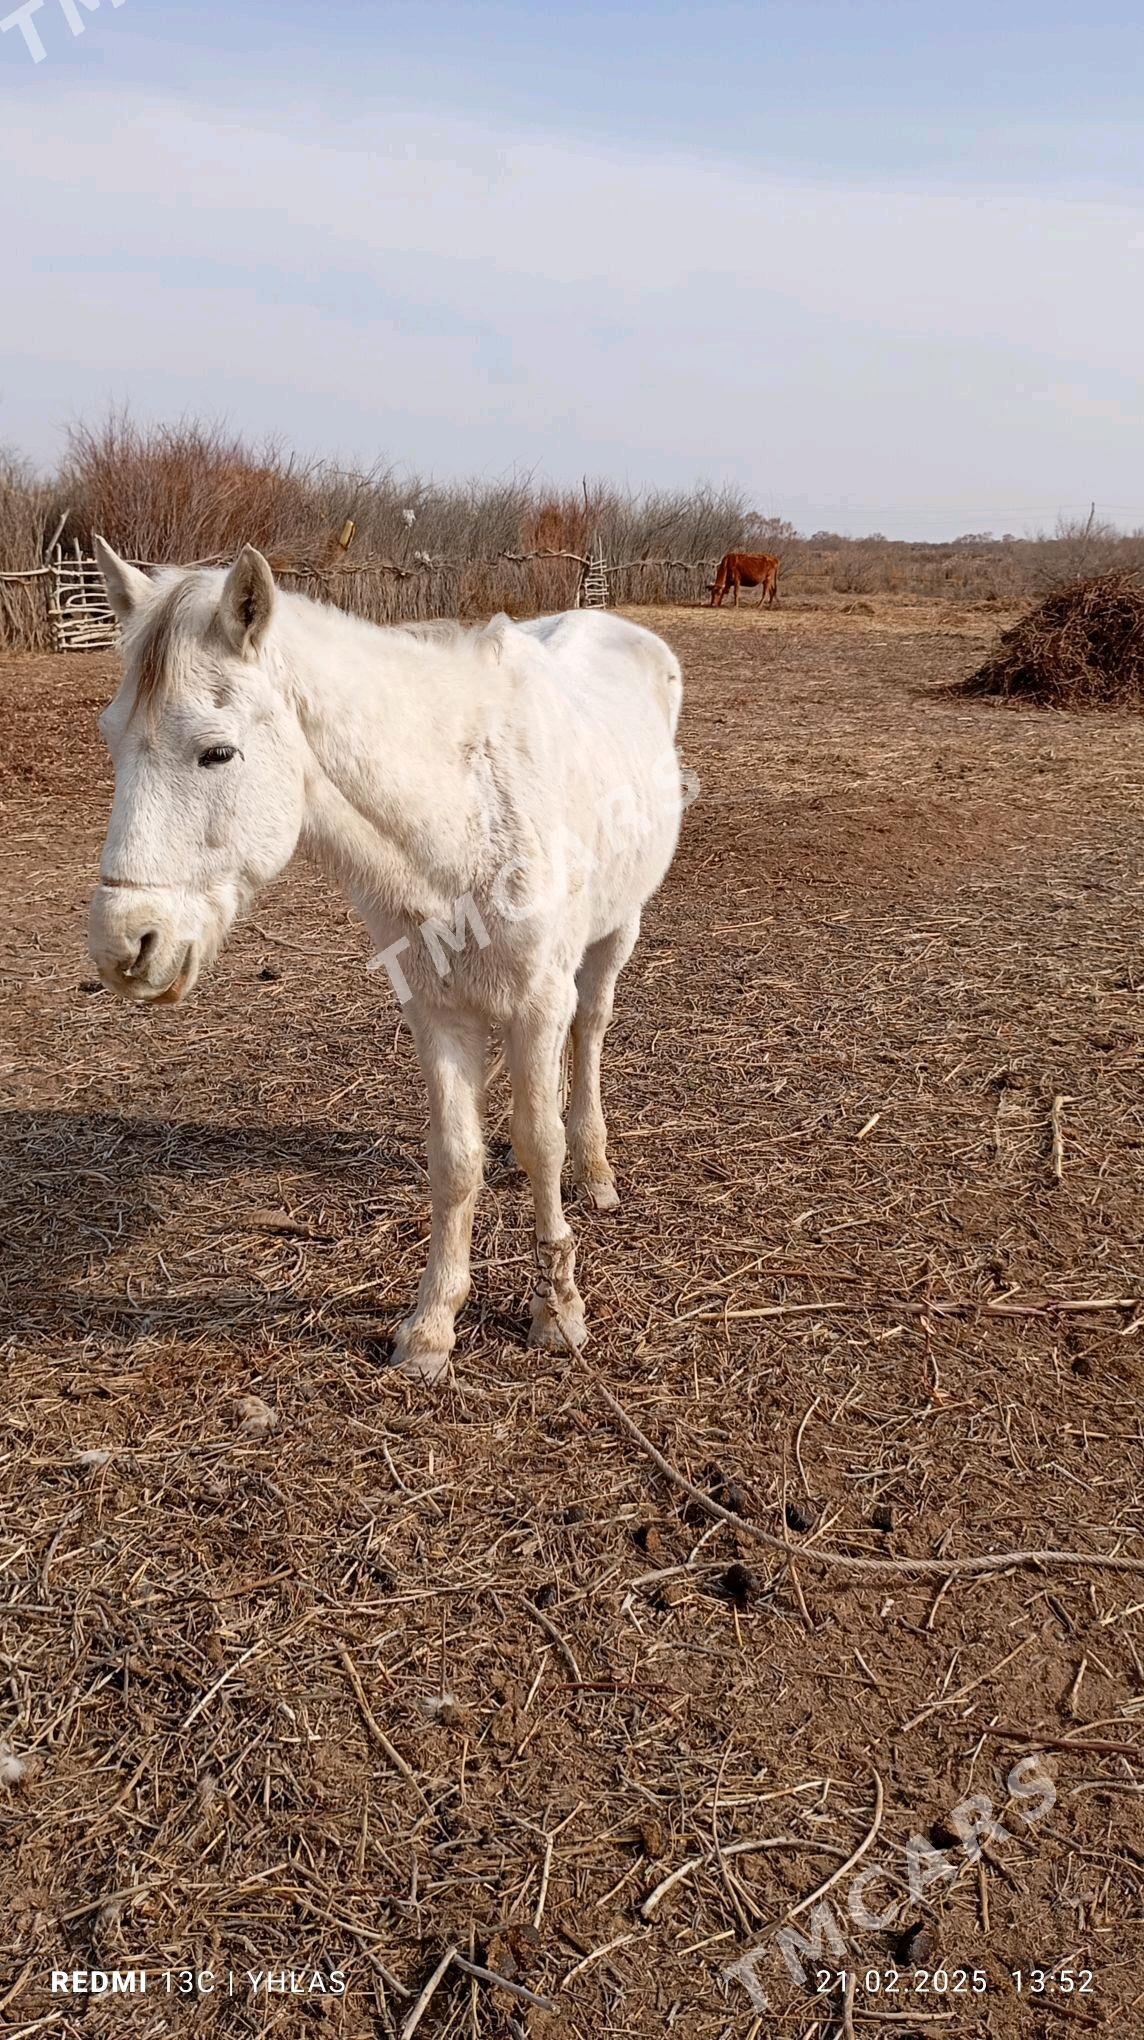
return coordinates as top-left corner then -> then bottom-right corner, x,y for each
2,596 -> 1142,2038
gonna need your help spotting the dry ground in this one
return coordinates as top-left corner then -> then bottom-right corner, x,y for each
1,596 -> 1142,2039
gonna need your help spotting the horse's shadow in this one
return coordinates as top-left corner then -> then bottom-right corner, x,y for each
0,1107 -> 410,1353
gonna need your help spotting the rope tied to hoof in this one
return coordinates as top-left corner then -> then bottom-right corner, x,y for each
533,1235 -> 584,1348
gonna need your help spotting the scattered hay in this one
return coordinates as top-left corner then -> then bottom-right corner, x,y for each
959,571 -> 1144,708
3,618 -> 1143,2034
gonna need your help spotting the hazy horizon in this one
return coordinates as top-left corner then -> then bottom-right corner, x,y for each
3,1 -> 1143,542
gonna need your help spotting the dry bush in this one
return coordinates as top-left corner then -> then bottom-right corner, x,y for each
957,572 -> 1144,709
1030,508 -> 1144,591
0,448 -> 57,649
59,415 -> 334,564
784,534 -> 1033,602
0,448 -> 55,568
596,482 -> 748,604
518,492 -> 592,611
782,523 -> 1144,605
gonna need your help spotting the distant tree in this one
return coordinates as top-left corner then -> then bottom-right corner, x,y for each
741,511 -> 800,546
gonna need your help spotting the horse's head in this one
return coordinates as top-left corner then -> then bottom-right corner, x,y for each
89,541 -> 307,1006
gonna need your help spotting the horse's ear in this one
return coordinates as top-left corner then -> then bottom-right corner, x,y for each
219,545 -> 275,656
93,536 -> 152,622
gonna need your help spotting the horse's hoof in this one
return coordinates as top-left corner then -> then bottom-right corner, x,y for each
392,1345 -> 452,1385
399,1348 -> 452,1385
390,1318 -> 454,1385
528,1299 -> 588,1353
579,1176 -> 620,1214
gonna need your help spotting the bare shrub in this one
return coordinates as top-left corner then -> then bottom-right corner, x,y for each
598,482 -> 747,604
0,449 -> 56,649
59,414 -> 333,564
1027,507 -> 1144,592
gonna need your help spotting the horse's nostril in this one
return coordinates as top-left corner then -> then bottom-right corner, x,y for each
125,930 -> 157,978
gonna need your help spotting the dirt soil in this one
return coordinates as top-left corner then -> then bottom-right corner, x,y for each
1,597 -> 1141,2038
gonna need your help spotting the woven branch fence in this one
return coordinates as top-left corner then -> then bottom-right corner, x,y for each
0,561 -> 54,652
0,548 -> 721,653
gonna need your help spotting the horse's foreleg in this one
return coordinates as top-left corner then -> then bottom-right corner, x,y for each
506,1001 -> 587,1352
568,917 -> 639,1212
392,1005 -> 487,1384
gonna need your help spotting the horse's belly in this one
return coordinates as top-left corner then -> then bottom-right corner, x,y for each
583,811 -> 677,940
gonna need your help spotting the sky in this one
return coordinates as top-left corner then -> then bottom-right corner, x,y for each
2,1 -> 1143,538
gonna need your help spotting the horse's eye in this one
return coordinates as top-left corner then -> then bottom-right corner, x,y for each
198,745 -> 238,768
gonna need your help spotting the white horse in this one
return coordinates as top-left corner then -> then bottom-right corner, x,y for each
89,542 -> 684,1383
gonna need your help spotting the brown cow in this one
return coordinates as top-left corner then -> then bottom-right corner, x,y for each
709,551 -> 780,608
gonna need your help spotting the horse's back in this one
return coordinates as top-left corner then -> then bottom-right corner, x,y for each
520,608 -> 682,738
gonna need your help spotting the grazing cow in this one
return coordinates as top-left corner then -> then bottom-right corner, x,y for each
709,551 -> 780,608
89,541 -> 685,1387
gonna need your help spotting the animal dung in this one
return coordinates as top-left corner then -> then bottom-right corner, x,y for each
703,1468 -> 750,1515
896,1923 -> 937,1966
718,1562 -> 757,1609
637,1816 -> 665,1858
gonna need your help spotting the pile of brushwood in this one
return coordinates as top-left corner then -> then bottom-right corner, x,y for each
961,571 -> 1144,707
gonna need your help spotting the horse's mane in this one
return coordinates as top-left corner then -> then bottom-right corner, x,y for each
129,573 -> 198,721
397,618 -> 469,648
128,570 -> 479,722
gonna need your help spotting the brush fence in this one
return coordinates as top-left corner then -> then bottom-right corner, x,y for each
0,548 -> 724,653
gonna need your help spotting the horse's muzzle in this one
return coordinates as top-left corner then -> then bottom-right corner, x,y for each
89,881 -> 203,1006
95,940 -> 198,1005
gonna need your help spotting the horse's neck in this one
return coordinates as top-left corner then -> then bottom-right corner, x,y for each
282,604 -> 480,919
